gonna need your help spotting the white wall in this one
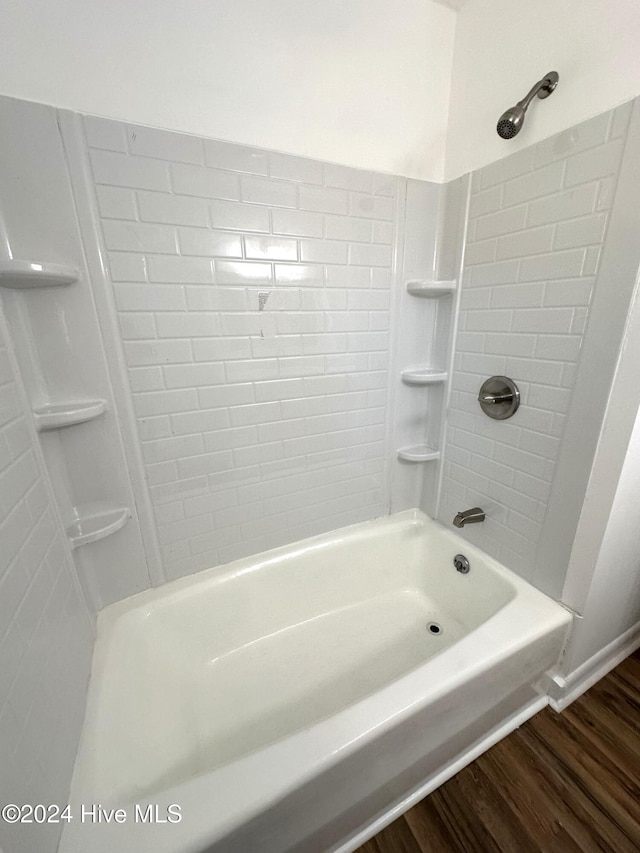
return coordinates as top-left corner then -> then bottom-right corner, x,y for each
3,0 -> 640,184
446,0 -> 640,179
565,403 -> 640,671
560,253 -> 640,673
0,0 -> 455,182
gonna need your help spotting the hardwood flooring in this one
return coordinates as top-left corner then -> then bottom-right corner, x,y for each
356,649 -> 640,853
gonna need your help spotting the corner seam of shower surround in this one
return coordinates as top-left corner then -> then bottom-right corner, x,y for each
56,108 -> 166,590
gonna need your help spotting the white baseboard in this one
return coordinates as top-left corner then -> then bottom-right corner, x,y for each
334,693 -> 547,853
546,620 -> 640,712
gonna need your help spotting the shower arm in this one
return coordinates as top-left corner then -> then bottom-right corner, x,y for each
517,74 -> 558,110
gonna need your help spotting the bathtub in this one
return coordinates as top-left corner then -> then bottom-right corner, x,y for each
61,509 -> 571,853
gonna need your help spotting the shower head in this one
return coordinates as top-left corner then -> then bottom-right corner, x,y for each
497,105 -> 527,140
496,71 -> 559,139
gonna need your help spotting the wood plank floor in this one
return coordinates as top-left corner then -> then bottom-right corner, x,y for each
356,649 -> 640,853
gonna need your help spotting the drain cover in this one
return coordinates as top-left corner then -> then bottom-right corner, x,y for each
427,622 -> 443,636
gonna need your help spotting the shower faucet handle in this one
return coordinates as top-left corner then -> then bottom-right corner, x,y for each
478,376 -> 520,420
479,392 -> 513,404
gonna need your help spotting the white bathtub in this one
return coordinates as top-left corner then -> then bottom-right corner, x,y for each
61,510 -> 571,853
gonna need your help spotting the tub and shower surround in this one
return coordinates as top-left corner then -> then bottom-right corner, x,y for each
438,101 -> 633,594
0,98 -> 154,616
60,511 -> 571,853
83,117 -> 401,582
388,175 -> 468,518
0,96 -> 126,853
0,316 -> 93,853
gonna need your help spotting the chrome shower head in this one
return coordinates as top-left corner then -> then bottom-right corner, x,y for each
497,105 -> 527,140
496,71 -> 559,139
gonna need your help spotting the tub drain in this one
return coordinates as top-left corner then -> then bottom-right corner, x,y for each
427,622 -> 443,636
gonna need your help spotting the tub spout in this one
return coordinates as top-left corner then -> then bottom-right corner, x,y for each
453,507 -> 485,528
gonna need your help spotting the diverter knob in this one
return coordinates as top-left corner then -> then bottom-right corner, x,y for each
477,376 -> 520,420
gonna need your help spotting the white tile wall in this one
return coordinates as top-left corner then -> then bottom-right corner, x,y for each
85,118 -> 396,581
438,103 -> 632,581
0,321 -> 94,853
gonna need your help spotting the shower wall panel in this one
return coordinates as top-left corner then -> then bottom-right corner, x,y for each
438,102 -> 632,591
83,118 -> 399,581
0,316 -> 93,853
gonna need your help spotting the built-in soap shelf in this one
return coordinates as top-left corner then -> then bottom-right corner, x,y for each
0,259 -> 79,289
397,445 -> 441,463
406,279 -> 456,297
33,399 -> 107,431
66,502 -> 131,549
401,368 -> 448,385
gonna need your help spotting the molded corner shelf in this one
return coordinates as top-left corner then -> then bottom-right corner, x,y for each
33,399 -> 107,431
401,368 -> 448,385
66,503 -> 131,549
397,445 -> 441,463
0,260 -> 79,289
406,279 -> 456,297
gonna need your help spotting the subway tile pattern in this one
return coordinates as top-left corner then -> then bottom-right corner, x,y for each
0,325 -> 93,853
85,118 -> 395,580
438,103 -> 632,581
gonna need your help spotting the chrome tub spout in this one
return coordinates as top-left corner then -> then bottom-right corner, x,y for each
453,507 -> 485,528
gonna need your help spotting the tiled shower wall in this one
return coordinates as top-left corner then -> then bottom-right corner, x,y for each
0,320 -> 93,853
437,102 -> 631,581
84,118 -> 396,580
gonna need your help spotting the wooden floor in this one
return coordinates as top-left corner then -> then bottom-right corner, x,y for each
357,649 -> 640,853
